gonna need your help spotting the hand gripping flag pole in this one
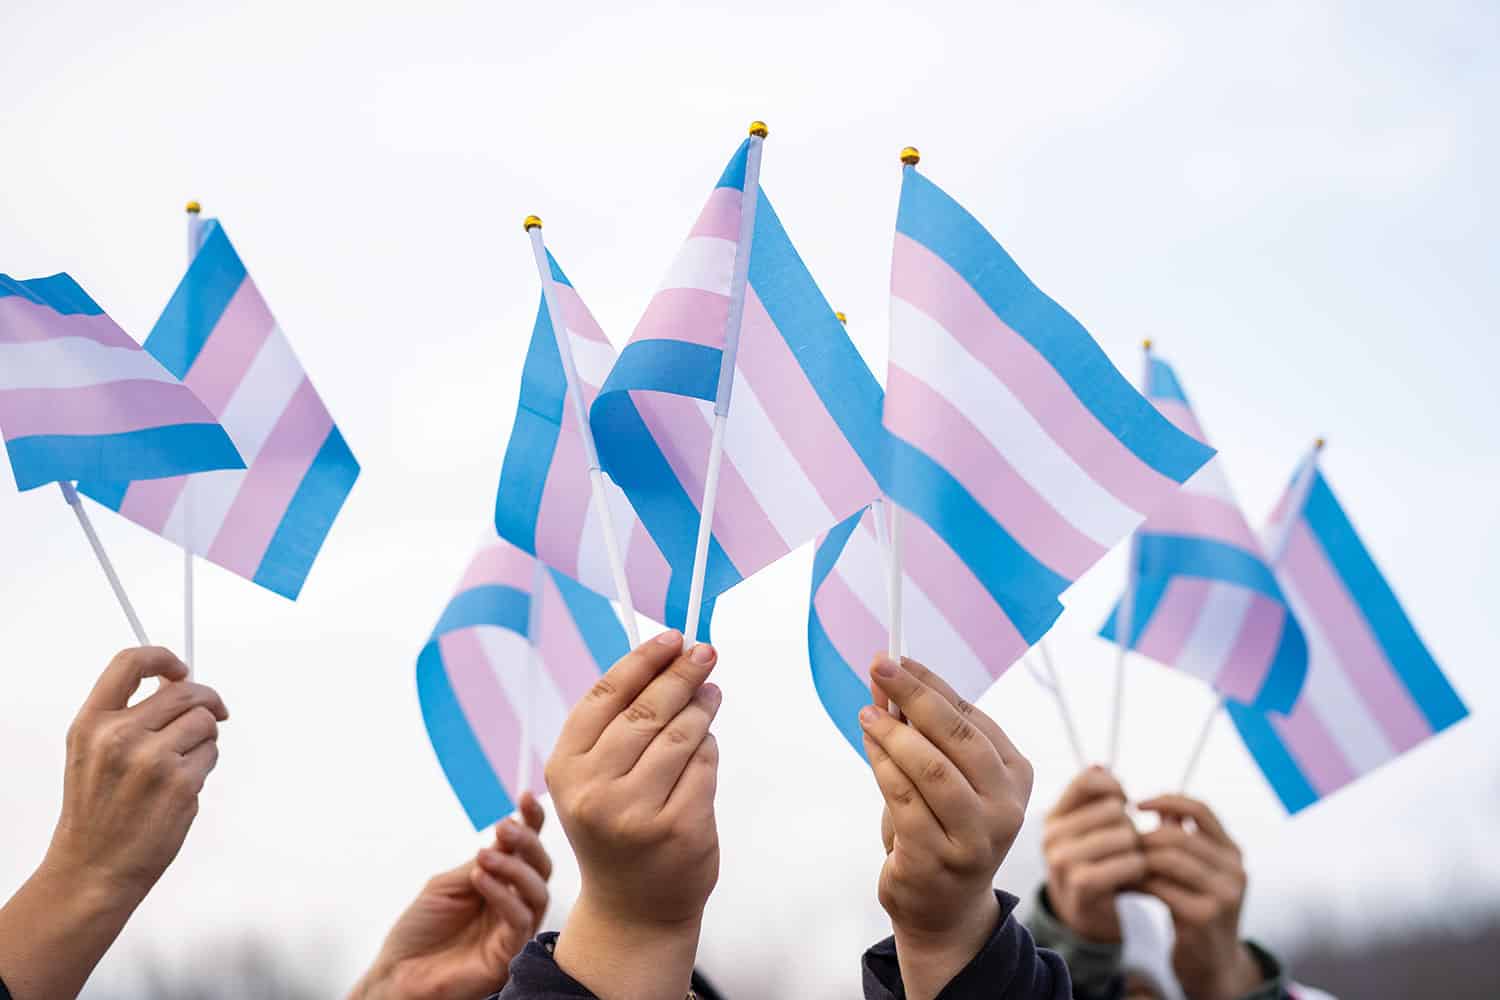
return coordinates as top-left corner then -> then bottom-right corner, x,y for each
182,200 -> 203,672
681,121 -> 768,646
1176,436 -> 1325,792
524,216 -> 641,648
59,483 -> 150,645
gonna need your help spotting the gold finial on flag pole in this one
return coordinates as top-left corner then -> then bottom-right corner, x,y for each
185,200 -> 201,214
523,214 -> 543,232
900,146 -> 921,166
1314,436 -> 1326,450
749,120 -> 769,138
834,311 -> 847,324
1142,338 -> 1153,350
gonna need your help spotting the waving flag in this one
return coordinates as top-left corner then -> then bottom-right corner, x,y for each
590,137 -> 885,621
882,154 -> 1216,656
78,221 -> 359,599
809,502 -> 1031,757
0,273 -> 242,491
417,533 -> 629,828
1099,354 -> 1308,713
494,250 -> 691,633
1228,453 -> 1468,813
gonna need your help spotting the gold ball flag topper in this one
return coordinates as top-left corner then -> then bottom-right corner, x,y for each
834,311 -> 847,324
523,215 -> 543,232
749,120 -> 769,138
1143,338 -> 1154,350
900,146 -> 921,166
185,200 -> 201,214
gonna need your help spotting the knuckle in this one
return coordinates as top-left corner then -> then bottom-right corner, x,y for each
946,716 -> 976,745
890,785 -> 917,808
587,676 -> 618,702
664,724 -> 693,746
622,699 -> 658,725
919,758 -> 949,785
954,698 -> 977,718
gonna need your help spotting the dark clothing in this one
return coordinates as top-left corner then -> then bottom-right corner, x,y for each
499,892 -> 1071,999
1027,887 -> 1289,1000
0,974 -> 9,1000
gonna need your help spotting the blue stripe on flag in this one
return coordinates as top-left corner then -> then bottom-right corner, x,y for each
1302,472 -> 1468,731
749,193 -> 886,476
495,304 -> 568,554
18,423 -> 243,493
432,585 -> 531,640
1098,574 -> 1171,647
1135,534 -> 1284,601
885,436 -> 1066,642
79,477 -> 128,512
252,426 -> 360,599
548,567 -> 630,669
716,139 -> 750,192
1147,358 -> 1189,403
544,250 -> 572,287
145,220 -> 247,378
1226,701 -> 1319,814
1257,612 -> 1309,714
808,508 -> 874,759
0,273 -> 105,314
894,170 -> 1214,485
417,641 -> 515,829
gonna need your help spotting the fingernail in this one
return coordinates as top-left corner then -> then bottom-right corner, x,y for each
701,682 -> 723,704
859,706 -> 879,726
690,643 -> 716,665
873,655 -> 899,679
655,629 -> 682,646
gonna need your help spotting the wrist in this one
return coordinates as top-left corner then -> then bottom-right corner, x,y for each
1218,942 -> 1267,999
891,889 -> 1001,1000
553,893 -> 702,1000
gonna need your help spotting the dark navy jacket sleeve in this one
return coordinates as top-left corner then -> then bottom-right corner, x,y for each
862,891 -> 1074,999
493,932 -> 725,999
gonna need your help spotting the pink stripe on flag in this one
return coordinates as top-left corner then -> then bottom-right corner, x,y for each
1134,577 -> 1215,666
0,381 -> 215,439
1215,594 -> 1284,704
459,542 -> 540,593
885,365 -> 1104,579
440,628 -> 523,794
534,574 -> 604,708
534,408 -> 592,580
625,526 -> 673,625
0,296 -> 135,347
902,514 -> 1026,680
892,234 -> 1179,513
688,186 -> 742,242
552,283 -> 611,345
205,378 -> 331,578
1282,524 -> 1432,750
117,475 -> 189,534
631,288 -> 729,351
182,279 -> 275,414
1150,399 -> 1208,445
1142,493 -> 1260,553
1275,700 -> 1358,796
814,567 -> 886,676
736,289 -> 879,521
633,389 -> 784,575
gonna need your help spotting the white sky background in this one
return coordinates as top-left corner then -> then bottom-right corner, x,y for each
2,0 -> 1498,994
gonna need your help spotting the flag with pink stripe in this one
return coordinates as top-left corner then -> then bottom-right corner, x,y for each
77,221 -> 359,600
1100,355 -> 1308,713
417,532 -> 629,829
1227,453 -> 1467,813
809,503 -> 1032,757
0,273 -> 242,491
885,165 -> 1216,652
494,250 -> 691,634
590,139 -> 885,619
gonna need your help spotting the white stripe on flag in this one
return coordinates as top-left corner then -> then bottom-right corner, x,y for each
568,334 -> 616,394
1174,581 -> 1252,685
889,296 -> 1143,547
658,236 -> 737,295
215,326 -> 305,461
577,476 -> 638,601
166,468 -> 247,552
0,337 -> 178,391
1179,456 -> 1237,503
475,625 -> 571,766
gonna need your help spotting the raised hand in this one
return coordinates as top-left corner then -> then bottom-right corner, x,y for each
1042,767 -> 1145,943
861,655 -> 1034,1000
546,630 -> 722,1000
351,794 -> 552,1000
1138,795 -> 1264,1000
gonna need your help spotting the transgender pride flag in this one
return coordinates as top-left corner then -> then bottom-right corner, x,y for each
79,221 -> 359,600
1227,452 -> 1468,813
494,250 -> 685,633
0,273 -> 242,490
1099,354 -> 1308,713
417,533 -> 629,828
883,160 -> 1216,656
590,138 -> 885,620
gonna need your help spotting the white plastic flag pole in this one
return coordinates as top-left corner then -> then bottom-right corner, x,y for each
524,216 -> 640,648
518,558 -> 547,795
1177,694 -> 1223,792
1023,640 -> 1086,769
182,200 -> 203,673
59,483 -> 150,646
1106,339 -> 1153,771
681,121 -> 767,646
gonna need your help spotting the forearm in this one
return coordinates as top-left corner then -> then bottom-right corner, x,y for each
552,896 -> 700,1000
0,858 -> 144,1000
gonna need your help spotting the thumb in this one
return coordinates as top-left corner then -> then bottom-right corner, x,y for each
84,647 -> 188,713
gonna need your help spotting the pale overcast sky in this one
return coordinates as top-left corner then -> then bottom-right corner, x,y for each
2,1 -> 1497,995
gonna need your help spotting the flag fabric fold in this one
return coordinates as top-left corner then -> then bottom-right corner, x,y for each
78,221 -> 359,600
494,251 -> 695,634
0,273 -> 243,491
590,139 -> 886,621
882,164 -> 1216,658
1099,355 -> 1309,713
1227,455 -> 1467,813
417,533 -> 629,828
